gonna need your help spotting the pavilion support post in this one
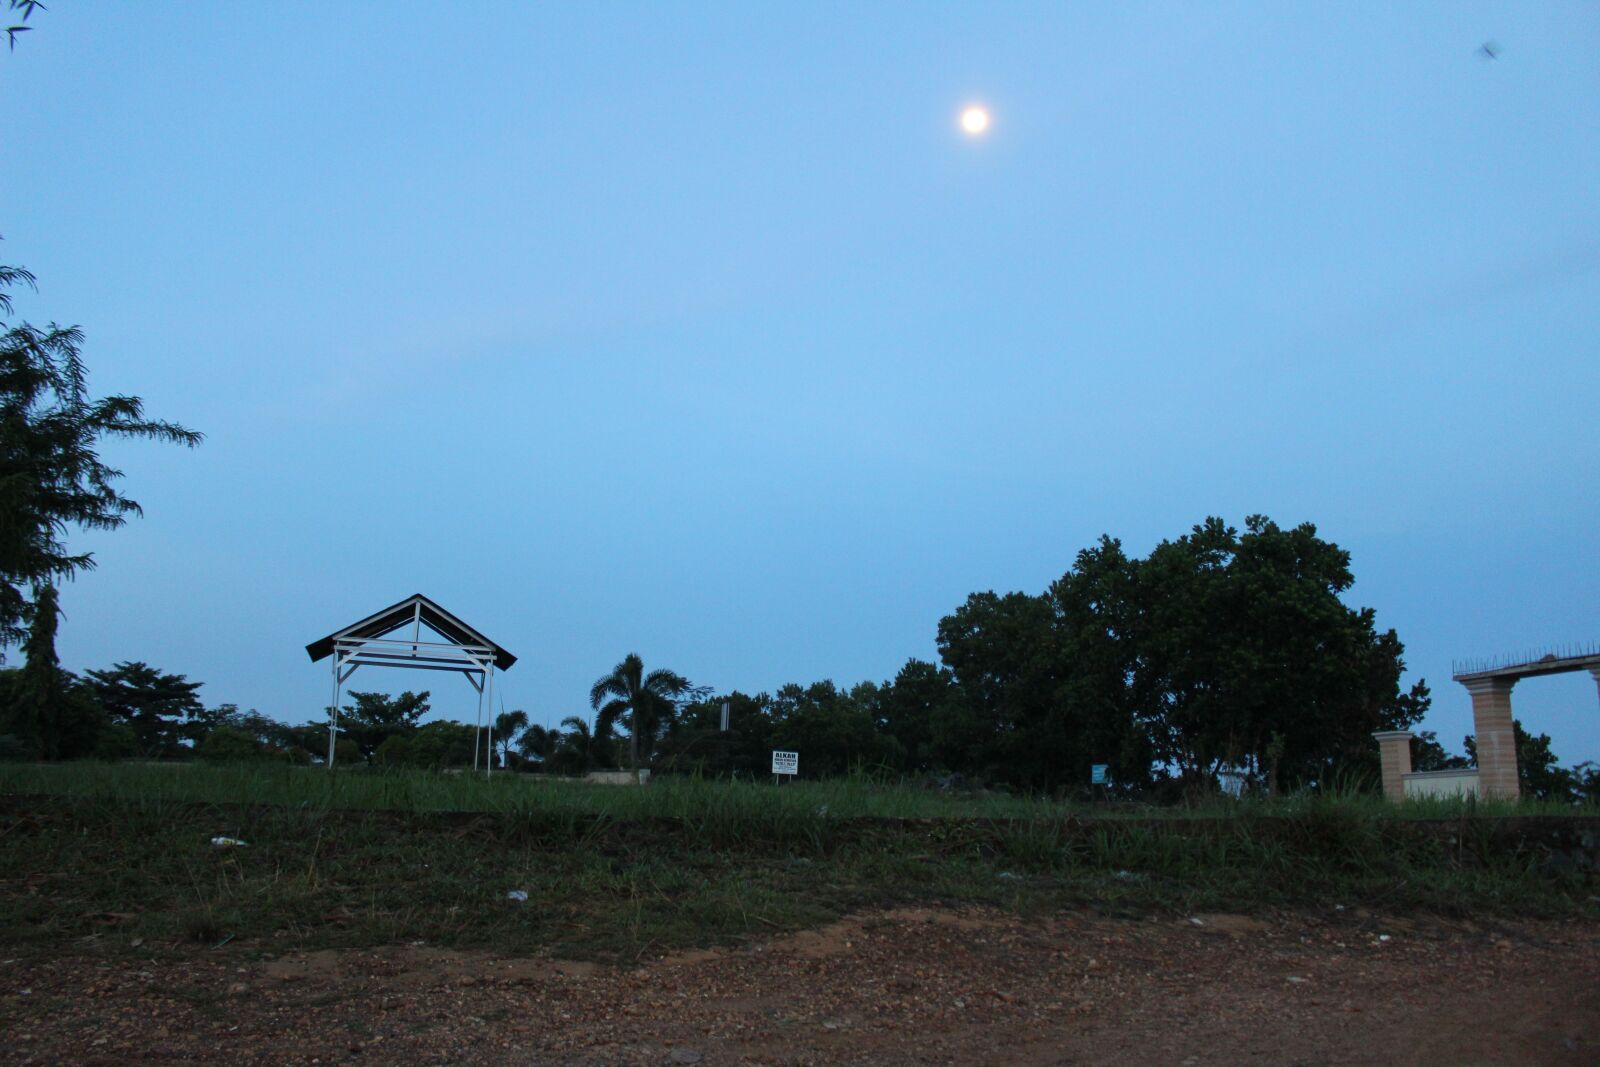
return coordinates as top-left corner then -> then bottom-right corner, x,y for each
327,654 -> 342,769
485,666 -> 495,779
1462,677 -> 1519,799
471,672 -> 485,772
1372,731 -> 1414,802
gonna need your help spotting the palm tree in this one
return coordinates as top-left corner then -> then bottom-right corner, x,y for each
493,708 -> 529,769
516,722 -> 561,767
556,715 -> 594,767
530,715 -> 600,773
589,653 -> 691,783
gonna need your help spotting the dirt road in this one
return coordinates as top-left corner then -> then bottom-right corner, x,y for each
3,908 -> 1596,1065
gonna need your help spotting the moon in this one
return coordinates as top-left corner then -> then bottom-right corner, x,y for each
959,105 -> 991,136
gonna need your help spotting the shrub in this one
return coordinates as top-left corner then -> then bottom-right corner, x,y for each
92,723 -> 140,760
334,738 -> 362,766
375,734 -> 412,766
199,725 -> 266,764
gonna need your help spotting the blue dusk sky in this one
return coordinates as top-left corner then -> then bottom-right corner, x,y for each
3,3 -> 1597,763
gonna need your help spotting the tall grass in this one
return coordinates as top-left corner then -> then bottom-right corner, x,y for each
2,762 -> 1594,959
3,762 -> 1584,820
0,762 -> 1070,819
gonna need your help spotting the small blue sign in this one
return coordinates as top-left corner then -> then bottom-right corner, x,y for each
1091,763 -> 1109,785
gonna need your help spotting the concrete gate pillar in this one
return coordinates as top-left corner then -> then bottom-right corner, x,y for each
1372,731 -> 1414,802
1462,677 -> 1519,799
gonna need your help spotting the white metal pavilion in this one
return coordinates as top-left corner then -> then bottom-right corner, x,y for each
305,594 -> 518,772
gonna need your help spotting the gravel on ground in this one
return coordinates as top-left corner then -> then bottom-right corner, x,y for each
2,907 -> 1596,1065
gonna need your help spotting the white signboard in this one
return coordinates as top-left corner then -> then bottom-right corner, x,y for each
771,750 -> 799,776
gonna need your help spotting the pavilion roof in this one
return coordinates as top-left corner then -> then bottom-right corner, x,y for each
305,593 -> 517,671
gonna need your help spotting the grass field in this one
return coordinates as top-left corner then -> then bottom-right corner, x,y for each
4,760 -> 1589,819
0,761 -> 1072,819
2,763 -> 1596,961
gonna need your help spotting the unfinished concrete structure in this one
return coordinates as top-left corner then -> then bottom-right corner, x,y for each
1373,643 -> 1599,802
1450,645 -> 1600,800
1372,730 -> 1414,802
1371,729 -> 1481,801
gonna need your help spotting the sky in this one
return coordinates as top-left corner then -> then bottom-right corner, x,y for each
3,2 -> 1597,763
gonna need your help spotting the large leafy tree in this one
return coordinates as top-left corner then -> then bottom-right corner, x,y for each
871,659 -> 966,774
1045,535 -> 1155,791
934,575 -> 1149,792
331,690 -> 430,762
935,589 -> 1062,785
653,691 -> 773,777
83,661 -> 205,758
928,516 -> 1426,794
1129,516 -> 1427,791
589,653 -> 691,782
1,262 -> 201,651
768,680 -> 901,778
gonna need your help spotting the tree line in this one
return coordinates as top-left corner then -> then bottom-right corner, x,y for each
4,517 -> 1598,801
532,516 -> 1594,800
2,248 -> 1596,800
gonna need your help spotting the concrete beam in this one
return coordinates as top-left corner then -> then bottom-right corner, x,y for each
1453,651 -> 1600,684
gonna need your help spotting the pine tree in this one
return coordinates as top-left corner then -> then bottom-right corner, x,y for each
1,261 -> 201,652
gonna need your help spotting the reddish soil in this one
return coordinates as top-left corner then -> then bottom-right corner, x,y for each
2,908 -> 1596,1065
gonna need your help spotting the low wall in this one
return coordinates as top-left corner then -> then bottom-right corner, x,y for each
584,770 -> 651,786
1404,769 -> 1480,799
